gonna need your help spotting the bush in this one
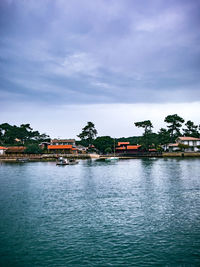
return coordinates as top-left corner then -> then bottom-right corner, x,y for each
25,144 -> 42,154
105,147 -> 112,154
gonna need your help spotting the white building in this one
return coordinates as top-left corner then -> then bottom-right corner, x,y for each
176,137 -> 200,152
168,137 -> 200,152
0,146 -> 7,155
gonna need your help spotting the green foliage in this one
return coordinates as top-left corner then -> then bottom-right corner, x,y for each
134,120 -> 153,134
178,143 -> 190,151
157,128 -> 171,145
164,114 -> 184,141
0,123 -> 50,145
24,144 -> 42,154
77,122 -> 97,147
183,120 -> 199,137
134,120 -> 154,149
93,136 -> 114,154
104,147 -> 112,154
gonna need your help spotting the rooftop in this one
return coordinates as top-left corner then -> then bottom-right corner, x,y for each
0,146 -> 7,150
51,139 -> 75,143
168,143 -> 179,147
48,145 -> 75,149
6,146 -> 26,152
117,142 -> 130,146
177,137 -> 200,141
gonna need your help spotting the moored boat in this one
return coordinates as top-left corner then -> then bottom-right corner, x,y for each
16,158 -> 29,163
56,157 -> 78,166
105,157 -> 119,162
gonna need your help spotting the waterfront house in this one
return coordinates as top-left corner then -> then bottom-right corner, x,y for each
5,146 -> 26,154
116,142 -> 142,154
48,145 -> 77,154
0,146 -> 7,155
168,143 -> 180,152
39,142 -> 50,150
76,145 -> 87,154
48,139 -> 77,154
167,137 -> 200,152
176,137 -> 200,152
51,139 -> 76,146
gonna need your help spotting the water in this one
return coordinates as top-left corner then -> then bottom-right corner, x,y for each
0,158 -> 200,266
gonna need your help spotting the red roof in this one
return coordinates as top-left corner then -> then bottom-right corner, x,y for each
127,145 -> 141,150
116,145 -> 141,150
48,145 -> 73,149
168,143 -> 179,147
118,142 -> 130,146
6,146 -> 26,152
0,146 -> 7,150
177,137 -> 200,141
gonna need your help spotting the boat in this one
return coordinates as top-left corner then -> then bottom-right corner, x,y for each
56,157 -> 78,166
16,158 -> 29,163
105,157 -> 119,162
105,139 -> 119,161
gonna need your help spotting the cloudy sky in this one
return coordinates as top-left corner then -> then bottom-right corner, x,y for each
0,0 -> 200,138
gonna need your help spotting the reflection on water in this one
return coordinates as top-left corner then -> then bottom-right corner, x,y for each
0,158 -> 200,266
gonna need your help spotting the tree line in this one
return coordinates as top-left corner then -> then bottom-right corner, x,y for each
0,123 -> 50,153
1,114 -> 199,154
77,114 -> 200,153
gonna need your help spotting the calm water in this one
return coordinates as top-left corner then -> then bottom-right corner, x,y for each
0,158 -> 200,266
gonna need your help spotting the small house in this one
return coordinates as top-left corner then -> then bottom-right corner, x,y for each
116,142 -> 142,154
5,146 -> 26,154
48,139 -> 77,154
0,146 -> 7,155
176,137 -> 200,152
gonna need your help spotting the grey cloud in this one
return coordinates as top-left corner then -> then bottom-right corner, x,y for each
0,0 -> 200,109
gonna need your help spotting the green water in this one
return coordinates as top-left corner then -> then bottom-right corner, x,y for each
0,158 -> 200,266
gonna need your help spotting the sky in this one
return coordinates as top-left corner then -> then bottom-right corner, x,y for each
0,0 -> 200,138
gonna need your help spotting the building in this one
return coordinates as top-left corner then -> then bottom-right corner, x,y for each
168,143 -> 179,152
5,146 -> 26,154
168,137 -> 200,152
76,145 -> 87,154
116,142 -> 142,154
48,139 -> 77,154
51,139 -> 75,146
0,146 -> 7,155
176,137 -> 200,152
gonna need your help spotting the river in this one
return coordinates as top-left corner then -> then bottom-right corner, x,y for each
0,158 -> 200,266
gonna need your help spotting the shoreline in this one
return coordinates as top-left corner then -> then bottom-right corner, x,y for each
1,152 -> 200,162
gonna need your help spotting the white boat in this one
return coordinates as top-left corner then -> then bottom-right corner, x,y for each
105,139 -> 119,161
16,158 -> 29,163
105,157 -> 119,162
56,157 -> 78,166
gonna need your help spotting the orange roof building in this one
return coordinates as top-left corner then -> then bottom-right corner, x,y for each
0,146 -> 7,155
116,142 -> 142,154
117,142 -> 130,146
48,144 -> 77,154
0,146 -> 7,150
5,146 -> 26,154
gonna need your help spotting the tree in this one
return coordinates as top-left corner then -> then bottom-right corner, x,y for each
183,120 -> 199,137
0,123 -> 50,145
134,120 -> 153,149
25,144 -> 42,154
157,128 -> 171,149
93,136 -> 114,154
164,114 -> 184,142
77,122 -> 98,147
134,120 -> 153,134
104,147 -> 112,154
178,143 -> 189,152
